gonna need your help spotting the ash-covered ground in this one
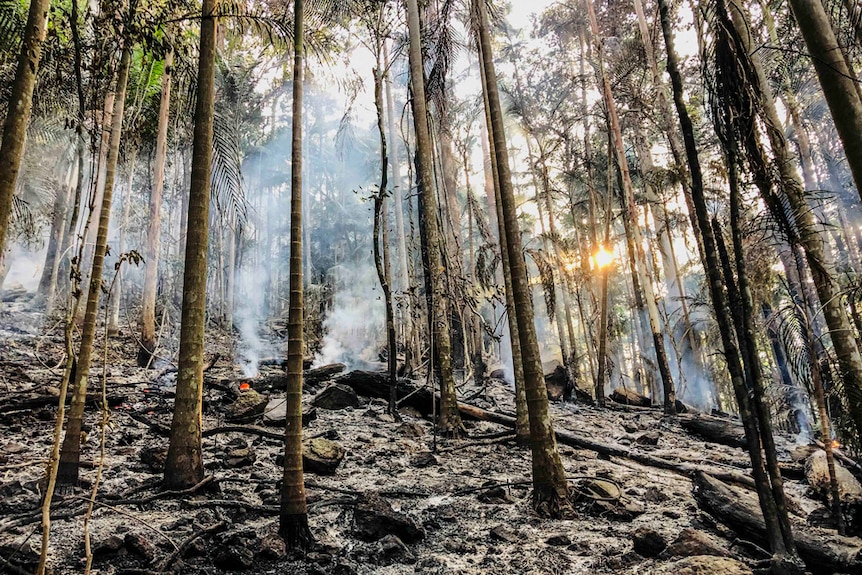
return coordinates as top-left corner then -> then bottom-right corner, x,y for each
1,303 -> 860,575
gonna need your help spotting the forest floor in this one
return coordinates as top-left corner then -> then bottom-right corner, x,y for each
0,301 -> 860,574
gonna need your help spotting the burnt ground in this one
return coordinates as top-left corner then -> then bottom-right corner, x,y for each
0,302 -> 860,574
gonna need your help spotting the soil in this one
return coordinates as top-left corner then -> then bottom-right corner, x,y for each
0,303 -> 859,574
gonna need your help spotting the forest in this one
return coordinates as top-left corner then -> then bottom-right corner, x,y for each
3,0 -> 862,573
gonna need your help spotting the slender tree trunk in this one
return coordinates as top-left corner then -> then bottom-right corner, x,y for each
35,164 -> 75,310
163,0 -> 218,490
587,0 -> 676,414
57,46 -> 132,486
279,0 -> 312,548
786,0 -> 862,202
140,48 -> 173,367
477,24 -> 529,444
475,0 -> 569,513
405,0 -> 463,436
660,0 -> 798,561
727,0 -> 862,445
0,0 -> 52,254
108,149 -> 136,336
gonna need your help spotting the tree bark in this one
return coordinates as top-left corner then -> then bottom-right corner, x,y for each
0,0 -> 52,254
140,48 -> 174,367
405,0 -> 463,436
163,0 -> 217,490
279,0 -> 311,549
786,0 -> 862,203
475,0 -> 569,513
57,46 -> 133,486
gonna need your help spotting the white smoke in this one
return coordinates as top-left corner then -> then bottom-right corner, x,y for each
313,261 -> 384,368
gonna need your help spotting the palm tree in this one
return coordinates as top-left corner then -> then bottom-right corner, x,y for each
404,0 -> 464,436
474,0 -> 569,514
279,0 -> 312,549
0,0 -> 52,255
163,0 -> 219,489
57,45 -> 134,486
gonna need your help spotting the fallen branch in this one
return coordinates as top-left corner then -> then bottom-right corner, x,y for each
155,521 -> 226,573
202,425 -> 284,441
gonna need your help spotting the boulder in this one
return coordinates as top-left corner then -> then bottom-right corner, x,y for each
124,532 -> 156,564
635,431 -> 660,446
353,493 -> 424,542
653,556 -> 753,575
226,388 -> 268,422
303,438 -> 346,475
263,396 -> 317,427
312,384 -> 360,410
665,528 -> 730,558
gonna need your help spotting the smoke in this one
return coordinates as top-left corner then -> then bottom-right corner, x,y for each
234,262 -> 272,377
313,261 -> 384,368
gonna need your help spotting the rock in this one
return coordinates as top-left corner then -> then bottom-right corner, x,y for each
546,534 -> 572,546
226,388 -> 268,422
397,422 -> 425,438
653,556 -> 753,575
139,446 -> 167,473
410,452 -> 437,468
263,396 -> 317,427
489,368 -> 507,380
312,383 -> 360,410
623,422 -> 640,433
225,446 -> 256,468
124,532 -> 156,564
478,485 -> 514,504
353,493 -> 424,542
489,524 -> 518,543
544,365 -> 573,401
214,546 -> 255,570
636,431 -> 660,446
259,533 -> 286,559
645,485 -> 670,503
378,534 -> 414,563
303,438 -> 346,475
665,528 -> 730,558
93,534 -> 124,555
632,526 -> 666,557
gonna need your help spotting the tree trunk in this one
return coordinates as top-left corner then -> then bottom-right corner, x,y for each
475,0 -> 569,514
727,0 -> 862,446
659,0 -> 795,559
587,0 -> 676,414
139,48 -> 173,367
279,0 -> 311,549
108,149 -> 136,336
405,0 -> 463,436
57,46 -> 132,486
35,163 -> 75,311
0,0 -> 52,254
786,0 -> 862,202
163,0 -> 217,490
477,40 -> 529,444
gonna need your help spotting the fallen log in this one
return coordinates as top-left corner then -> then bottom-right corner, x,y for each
677,413 -> 747,449
693,471 -> 862,573
334,370 -> 437,416
806,450 -> 862,535
454,403 -> 756,489
333,371 -> 756,488
610,386 -> 651,407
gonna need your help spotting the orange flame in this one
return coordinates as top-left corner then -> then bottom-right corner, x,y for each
831,439 -> 841,450
239,382 -> 250,391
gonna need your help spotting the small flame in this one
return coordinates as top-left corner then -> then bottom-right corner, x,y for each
239,382 -> 250,391
831,439 -> 841,450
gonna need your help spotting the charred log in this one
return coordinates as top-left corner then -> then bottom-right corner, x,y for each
678,414 -> 747,449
